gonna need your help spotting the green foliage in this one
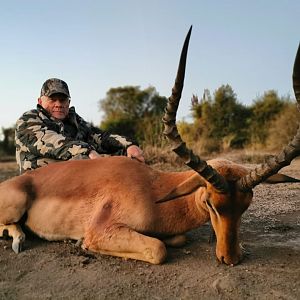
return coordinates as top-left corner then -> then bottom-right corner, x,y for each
248,90 -> 288,146
99,86 -> 167,145
191,85 -> 251,151
266,103 -> 299,150
98,83 -> 298,154
137,116 -> 166,148
0,126 -> 15,156
101,118 -> 136,140
189,87 -> 298,153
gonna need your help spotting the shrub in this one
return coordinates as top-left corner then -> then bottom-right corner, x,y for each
266,104 -> 299,151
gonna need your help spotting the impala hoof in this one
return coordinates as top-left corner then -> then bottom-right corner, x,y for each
12,235 -> 25,254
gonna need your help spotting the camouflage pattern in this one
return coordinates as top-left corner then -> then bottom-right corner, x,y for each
40,78 -> 70,97
15,105 -> 134,173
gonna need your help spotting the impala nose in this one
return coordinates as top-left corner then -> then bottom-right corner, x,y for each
217,248 -> 242,265
219,253 -> 242,266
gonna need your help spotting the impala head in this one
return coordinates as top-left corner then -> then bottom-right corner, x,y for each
163,26 -> 300,265
202,181 -> 252,265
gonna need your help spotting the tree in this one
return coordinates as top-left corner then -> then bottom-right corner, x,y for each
249,90 -> 288,145
266,102 -> 299,150
0,126 -> 15,156
191,85 -> 251,151
99,86 -> 167,145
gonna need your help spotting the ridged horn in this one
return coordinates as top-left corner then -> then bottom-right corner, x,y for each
162,26 -> 229,193
237,43 -> 300,191
293,43 -> 300,106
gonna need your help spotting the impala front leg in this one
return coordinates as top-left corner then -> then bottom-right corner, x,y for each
163,234 -> 187,247
0,224 -> 25,253
83,223 -> 167,264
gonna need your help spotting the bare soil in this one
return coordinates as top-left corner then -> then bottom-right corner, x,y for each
0,157 -> 299,300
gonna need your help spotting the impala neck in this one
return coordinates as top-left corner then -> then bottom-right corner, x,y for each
156,187 -> 210,234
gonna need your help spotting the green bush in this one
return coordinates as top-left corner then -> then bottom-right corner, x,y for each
266,103 -> 299,151
0,127 -> 15,156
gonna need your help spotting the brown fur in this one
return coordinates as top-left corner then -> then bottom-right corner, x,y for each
0,156 -> 252,265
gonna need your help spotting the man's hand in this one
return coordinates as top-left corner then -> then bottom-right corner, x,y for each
88,150 -> 101,159
88,146 -> 145,163
127,145 -> 145,163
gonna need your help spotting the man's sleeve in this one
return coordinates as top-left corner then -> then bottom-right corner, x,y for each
15,112 -> 93,160
86,122 -> 136,155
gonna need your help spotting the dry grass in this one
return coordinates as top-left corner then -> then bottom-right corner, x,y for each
143,145 -> 280,169
0,147 -> 295,177
0,155 -> 15,162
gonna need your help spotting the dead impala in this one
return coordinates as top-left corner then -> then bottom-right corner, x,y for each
0,27 -> 299,265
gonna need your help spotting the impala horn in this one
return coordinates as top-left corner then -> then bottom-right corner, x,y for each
162,26 -> 229,194
237,43 -> 300,191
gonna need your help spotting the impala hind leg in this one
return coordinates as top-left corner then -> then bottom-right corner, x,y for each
83,224 -> 167,264
0,177 -> 32,253
0,224 -> 25,253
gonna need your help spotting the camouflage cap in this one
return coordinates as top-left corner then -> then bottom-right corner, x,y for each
40,78 -> 70,98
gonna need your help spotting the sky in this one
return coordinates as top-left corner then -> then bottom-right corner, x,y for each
0,0 -> 299,130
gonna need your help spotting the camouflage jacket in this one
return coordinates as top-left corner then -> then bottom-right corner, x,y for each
15,105 -> 135,173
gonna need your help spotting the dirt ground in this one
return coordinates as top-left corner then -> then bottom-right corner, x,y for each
0,156 -> 299,300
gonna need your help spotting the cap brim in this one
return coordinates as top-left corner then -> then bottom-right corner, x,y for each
48,89 -> 70,97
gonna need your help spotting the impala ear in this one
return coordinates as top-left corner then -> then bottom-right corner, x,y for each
156,173 -> 206,203
263,173 -> 300,184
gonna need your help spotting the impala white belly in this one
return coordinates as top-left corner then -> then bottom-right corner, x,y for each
25,196 -> 90,241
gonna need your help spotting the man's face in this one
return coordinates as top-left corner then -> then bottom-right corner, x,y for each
38,93 -> 70,120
